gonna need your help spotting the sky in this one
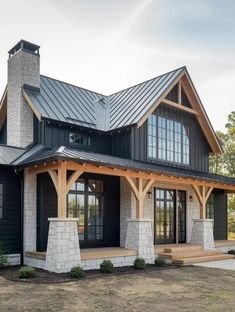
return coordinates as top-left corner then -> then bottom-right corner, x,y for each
0,0 -> 234,131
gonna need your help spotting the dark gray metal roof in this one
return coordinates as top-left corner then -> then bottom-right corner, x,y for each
23,67 -> 185,131
0,145 -> 25,165
14,145 -> 235,187
108,67 -> 184,130
25,75 -> 107,129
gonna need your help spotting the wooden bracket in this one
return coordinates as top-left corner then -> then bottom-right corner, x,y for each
125,177 -> 155,219
192,184 -> 214,219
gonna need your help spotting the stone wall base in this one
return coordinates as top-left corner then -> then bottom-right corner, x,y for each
190,219 -> 215,250
125,219 -> 154,264
45,218 -> 81,273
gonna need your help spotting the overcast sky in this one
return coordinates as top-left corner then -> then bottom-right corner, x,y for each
0,0 -> 234,131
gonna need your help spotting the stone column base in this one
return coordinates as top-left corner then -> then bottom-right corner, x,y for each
125,219 -> 154,264
45,218 -> 81,273
190,219 -> 214,250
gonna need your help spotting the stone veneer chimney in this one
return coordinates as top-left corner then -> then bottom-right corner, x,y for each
7,40 -> 40,148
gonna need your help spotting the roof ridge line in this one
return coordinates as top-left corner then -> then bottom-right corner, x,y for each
107,66 -> 186,97
40,74 -> 107,98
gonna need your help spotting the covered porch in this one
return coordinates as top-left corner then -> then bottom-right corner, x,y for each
21,147 -> 235,272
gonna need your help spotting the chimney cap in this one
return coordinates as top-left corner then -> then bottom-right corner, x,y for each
8,39 -> 40,56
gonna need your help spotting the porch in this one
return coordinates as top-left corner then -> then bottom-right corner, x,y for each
20,147 -> 235,272
24,241 -> 235,270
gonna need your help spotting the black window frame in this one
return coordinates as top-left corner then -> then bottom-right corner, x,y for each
69,132 -> 91,147
147,114 -> 190,166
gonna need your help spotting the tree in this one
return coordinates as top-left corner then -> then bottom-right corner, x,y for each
209,112 -> 235,239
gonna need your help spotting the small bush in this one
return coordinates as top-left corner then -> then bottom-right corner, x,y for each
18,266 -> 36,279
134,257 -> 146,270
70,266 -> 85,278
100,260 -> 114,273
0,242 -> 8,268
155,257 -> 166,267
228,250 -> 235,255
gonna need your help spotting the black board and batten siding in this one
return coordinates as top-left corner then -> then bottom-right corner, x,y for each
0,166 -> 21,254
37,172 -> 120,251
131,103 -> 211,172
214,189 -> 228,240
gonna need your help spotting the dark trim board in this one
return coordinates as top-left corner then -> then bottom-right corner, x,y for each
214,189 -> 228,240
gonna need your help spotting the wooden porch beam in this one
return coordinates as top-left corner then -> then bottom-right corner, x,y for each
28,160 -> 235,193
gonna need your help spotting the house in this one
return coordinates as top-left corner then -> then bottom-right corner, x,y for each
0,40 -> 235,272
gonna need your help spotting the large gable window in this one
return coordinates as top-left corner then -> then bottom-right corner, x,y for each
148,115 -> 190,165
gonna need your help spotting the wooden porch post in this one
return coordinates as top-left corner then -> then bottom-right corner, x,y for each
57,161 -> 67,218
125,177 -> 155,219
48,161 -> 83,219
192,184 -> 213,219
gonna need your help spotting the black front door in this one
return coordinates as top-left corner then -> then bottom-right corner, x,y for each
154,188 -> 186,244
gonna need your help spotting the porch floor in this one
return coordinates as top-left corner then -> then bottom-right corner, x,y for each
25,247 -> 137,261
24,240 -> 235,262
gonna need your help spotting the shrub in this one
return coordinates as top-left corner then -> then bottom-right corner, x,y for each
0,242 -> 8,268
18,266 -> 36,279
70,266 -> 85,278
155,257 -> 166,267
100,260 -> 114,273
134,257 -> 146,270
228,249 -> 235,255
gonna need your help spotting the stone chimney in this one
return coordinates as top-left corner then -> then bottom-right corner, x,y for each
7,40 -> 40,148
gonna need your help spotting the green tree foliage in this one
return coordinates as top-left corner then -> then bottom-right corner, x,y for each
209,112 -> 235,238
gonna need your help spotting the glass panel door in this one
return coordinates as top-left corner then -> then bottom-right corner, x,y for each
178,190 -> 186,243
67,178 -> 104,242
155,189 -> 175,244
154,189 -> 187,244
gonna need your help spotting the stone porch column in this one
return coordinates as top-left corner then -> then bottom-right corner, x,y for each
125,219 -> 155,264
190,219 -> 215,250
45,218 -> 81,273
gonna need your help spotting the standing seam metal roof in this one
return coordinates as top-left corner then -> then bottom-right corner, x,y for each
23,67 -> 185,131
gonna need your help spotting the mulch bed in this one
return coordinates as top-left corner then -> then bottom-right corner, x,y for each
0,264 -> 178,284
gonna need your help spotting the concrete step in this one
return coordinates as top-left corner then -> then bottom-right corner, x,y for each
164,245 -> 203,253
172,253 -> 234,266
159,250 -> 222,260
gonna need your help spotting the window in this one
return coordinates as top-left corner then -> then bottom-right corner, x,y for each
0,184 -> 4,219
148,115 -> 190,165
67,178 -> 104,241
206,193 -> 215,220
69,133 -> 91,146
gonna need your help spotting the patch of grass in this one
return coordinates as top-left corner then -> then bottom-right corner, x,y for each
228,249 -> 235,255
100,260 -> 114,273
134,258 -> 146,270
228,232 -> 235,240
155,257 -> 166,267
70,266 -> 85,278
18,266 -> 36,279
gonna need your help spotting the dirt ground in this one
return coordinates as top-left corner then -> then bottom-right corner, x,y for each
0,266 -> 235,312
